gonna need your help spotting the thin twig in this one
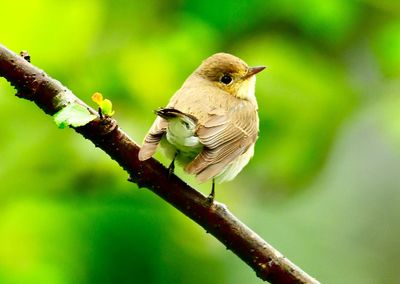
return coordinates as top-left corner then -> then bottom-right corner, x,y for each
0,44 -> 319,284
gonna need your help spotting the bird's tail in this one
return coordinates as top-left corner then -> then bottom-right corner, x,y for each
155,108 -> 197,123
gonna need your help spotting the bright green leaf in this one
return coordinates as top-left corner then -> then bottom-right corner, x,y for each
101,99 -> 115,116
53,103 -> 97,128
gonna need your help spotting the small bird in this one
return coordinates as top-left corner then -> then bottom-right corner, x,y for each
138,53 -> 265,200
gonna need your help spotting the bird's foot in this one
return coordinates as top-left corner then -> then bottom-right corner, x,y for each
168,161 -> 175,178
168,152 -> 177,178
206,179 -> 216,203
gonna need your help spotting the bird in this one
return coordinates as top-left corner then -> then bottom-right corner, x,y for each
138,52 -> 265,200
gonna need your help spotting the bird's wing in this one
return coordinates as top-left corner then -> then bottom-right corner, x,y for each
185,107 -> 258,182
138,116 -> 167,161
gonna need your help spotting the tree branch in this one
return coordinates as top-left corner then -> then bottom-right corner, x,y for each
0,44 -> 319,284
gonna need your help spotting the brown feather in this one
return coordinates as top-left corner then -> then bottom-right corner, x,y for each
184,106 -> 258,181
138,117 -> 167,161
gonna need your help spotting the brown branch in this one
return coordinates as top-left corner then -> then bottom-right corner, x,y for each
0,44 -> 319,284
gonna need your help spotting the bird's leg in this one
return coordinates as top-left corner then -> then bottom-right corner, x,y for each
168,151 -> 178,177
207,179 -> 215,202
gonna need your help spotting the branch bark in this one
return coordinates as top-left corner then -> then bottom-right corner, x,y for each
0,44 -> 319,284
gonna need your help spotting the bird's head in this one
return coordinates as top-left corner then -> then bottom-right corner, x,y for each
195,53 -> 265,101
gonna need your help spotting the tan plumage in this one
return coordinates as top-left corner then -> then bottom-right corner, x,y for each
139,53 -> 264,187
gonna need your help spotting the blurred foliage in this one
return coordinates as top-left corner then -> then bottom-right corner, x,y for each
1,0 -> 400,283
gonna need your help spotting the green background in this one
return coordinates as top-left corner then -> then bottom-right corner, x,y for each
1,0 -> 400,283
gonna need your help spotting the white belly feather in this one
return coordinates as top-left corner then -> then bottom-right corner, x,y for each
161,117 -> 203,165
215,144 -> 255,183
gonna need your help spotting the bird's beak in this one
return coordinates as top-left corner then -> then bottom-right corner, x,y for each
245,66 -> 266,78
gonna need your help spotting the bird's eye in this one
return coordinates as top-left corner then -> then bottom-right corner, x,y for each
220,74 -> 233,85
